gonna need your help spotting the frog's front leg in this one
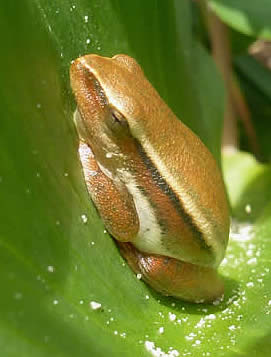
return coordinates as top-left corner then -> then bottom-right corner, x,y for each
78,141 -> 139,241
118,243 -> 224,303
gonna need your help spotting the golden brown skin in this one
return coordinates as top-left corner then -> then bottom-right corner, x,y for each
118,243 -> 224,302
70,54 -> 229,302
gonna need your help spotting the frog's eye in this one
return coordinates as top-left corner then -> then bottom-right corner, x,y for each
106,108 -> 130,134
111,109 -> 126,124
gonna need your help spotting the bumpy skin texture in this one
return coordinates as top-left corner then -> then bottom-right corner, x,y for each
70,54 -> 230,303
118,243 -> 224,303
78,141 -> 139,241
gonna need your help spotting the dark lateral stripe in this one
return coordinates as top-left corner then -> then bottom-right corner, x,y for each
134,139 -> 211,251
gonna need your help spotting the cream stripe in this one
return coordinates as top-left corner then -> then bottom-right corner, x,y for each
117,170 -> 174,258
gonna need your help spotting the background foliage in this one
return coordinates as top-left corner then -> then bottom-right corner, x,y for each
1,1 -> 271,356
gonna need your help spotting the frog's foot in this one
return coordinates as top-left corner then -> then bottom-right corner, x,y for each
118,242 -> 224,303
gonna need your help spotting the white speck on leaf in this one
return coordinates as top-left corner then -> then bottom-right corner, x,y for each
81,214 -> 88,223
47,265 -> 55,273
169,312 -> 176,321
90,301 -> 102,310
158,327 -> 164,334
245,204 -> 251,214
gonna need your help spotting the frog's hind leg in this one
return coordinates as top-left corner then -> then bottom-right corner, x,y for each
118,242 -> 224,303
78,141 -> 139,242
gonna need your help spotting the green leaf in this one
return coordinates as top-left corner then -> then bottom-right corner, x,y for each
2,1 -> 270,357
191,42 -> 225,158
235,55 -> 271,100
222,151 -> 271,356
209,0 -> 271,39
234,55 -> 271,161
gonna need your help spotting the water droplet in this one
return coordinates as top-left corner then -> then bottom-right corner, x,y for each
90,301 -> 102,310
47,265 -> 55,273
81,214 -> 88,224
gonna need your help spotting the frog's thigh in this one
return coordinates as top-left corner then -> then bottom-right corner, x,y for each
118,242 -> 224,303
78,141 -> 139,241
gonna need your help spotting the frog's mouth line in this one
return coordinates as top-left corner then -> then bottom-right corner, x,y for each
73,109 -> 89,142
